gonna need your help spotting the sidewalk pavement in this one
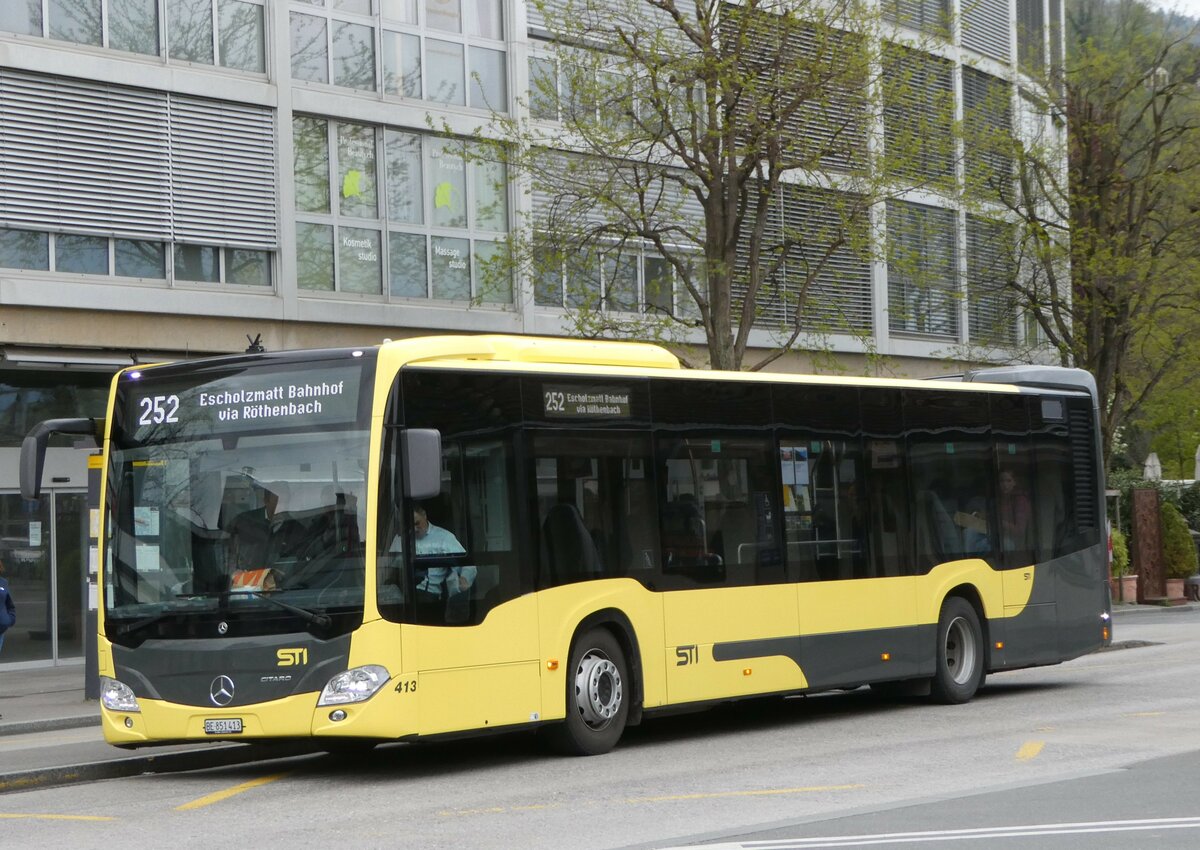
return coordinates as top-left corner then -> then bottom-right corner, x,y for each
0,664 -> 312,793
0,602 -> 1191,792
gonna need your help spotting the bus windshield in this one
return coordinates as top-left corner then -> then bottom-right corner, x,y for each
103,352 -> 375,643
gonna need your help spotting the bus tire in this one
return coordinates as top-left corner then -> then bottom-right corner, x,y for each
930,597 -> 984,705
545,628 -> 629,756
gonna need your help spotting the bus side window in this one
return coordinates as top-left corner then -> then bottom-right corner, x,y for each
860,389 -> 910,577
657,435 -> 779,589
904,390 -> 995,571
532,432 -> 656,589
991,394 -> 1037,569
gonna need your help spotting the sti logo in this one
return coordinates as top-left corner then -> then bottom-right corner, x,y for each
277,648 -> 309,667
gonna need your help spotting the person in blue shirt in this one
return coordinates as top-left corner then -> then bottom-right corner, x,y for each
0,558 -> 15,661
413,505 -> 476,596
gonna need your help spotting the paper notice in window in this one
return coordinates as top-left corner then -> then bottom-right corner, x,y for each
135,544 -> 160,574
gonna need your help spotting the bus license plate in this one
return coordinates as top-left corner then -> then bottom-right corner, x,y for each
204,718 -> 243,734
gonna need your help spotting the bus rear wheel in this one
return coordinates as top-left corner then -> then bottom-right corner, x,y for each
545,628 -> 629,756
930,597 -> 984,704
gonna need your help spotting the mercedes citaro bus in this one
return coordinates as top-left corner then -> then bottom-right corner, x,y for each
21,335 -> 1111,755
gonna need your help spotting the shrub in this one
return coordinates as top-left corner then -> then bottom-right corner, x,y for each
1111,528 -> 1130,577
1179,482 -> 1200,531
1160,501 -> 1198,579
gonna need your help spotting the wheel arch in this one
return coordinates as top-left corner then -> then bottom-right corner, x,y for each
570,608 -> 644,726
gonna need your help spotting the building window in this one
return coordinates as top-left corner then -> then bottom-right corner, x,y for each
290,1 -> 508,112
48,0 -> 103,46
167,0 -> 215,63
111,0 -> 160,55
533,238 -> 702,318
219,0 -> 267,72
291,12 -> 329,82
56,234 -> 109,275
0,227 -> 268,286
293,115 -> 510,302
0,3 -> 43,37
115,239 -> 166,278
0,0 -> 265,68
886,200 -> 959,339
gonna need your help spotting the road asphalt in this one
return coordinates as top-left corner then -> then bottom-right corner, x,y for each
0,602 -> 1188,794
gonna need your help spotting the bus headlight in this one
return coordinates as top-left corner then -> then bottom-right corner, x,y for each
317,665 -> 391,706
100,677 -> 141,713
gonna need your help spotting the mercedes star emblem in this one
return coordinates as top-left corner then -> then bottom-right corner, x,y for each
210,675 -> 235,707
218,621 -> 229,635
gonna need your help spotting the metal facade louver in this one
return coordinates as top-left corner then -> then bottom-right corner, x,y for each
0,69 -> 171,240
962,66 -> 1013,200
883,45 -> 954,181
736,184 -> 873,333
886,199 -> 958,338
962,0 -> 1011,63
0,69 -> 276,249
169,95 -> 277,249
883,0 -> 951,36
966,214 -> 1017,345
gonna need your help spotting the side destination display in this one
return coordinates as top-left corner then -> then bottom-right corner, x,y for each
542,384 -> 632,419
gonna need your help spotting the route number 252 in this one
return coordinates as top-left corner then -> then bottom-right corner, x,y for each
138,395 -> 180,425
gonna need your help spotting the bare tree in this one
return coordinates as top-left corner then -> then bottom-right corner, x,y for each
479,0 -> 958,370
983,0 -> 1200,461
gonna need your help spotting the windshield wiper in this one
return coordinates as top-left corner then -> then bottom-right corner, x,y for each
177,590 -> 334,629
115,611 -> 174,638
246,591 -> 333,628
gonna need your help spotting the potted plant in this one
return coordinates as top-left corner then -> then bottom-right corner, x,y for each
1110,528 -> 1136,602
1161,502 -> 1197,602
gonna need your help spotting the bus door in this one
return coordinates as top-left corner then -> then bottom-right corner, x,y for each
789,435 -> 919,690
657,435 -> 803,704
401,439 -> 542,736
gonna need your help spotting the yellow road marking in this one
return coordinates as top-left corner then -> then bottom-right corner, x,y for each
1016,741 -> 1045,761
441,784 -> 865,817
628,784 -> 865,803
441,803 -> 559,817
175,773 -> 289,811
1127,712 -> 1164,717
0,813 -> 116,821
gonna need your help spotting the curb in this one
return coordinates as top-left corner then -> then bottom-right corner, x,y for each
1111,603 -> 1198,615
0,715 -> 100,738
0,741 -> 317,795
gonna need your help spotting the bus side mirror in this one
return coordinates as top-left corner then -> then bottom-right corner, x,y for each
21,418 -> 102,501
400,429 -> 442,500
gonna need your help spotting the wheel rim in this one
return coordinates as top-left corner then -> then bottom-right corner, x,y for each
573,648 -> 623,730
944,616 -> 978,686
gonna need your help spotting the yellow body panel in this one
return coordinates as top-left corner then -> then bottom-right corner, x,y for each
915,560 -> 1006,623
798,577 -> 917,634
1002,564 -> 1037,612
663,583 -> 804,703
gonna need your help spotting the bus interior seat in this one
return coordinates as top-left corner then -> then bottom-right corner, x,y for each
541,502 -> 604,584
919,490 -> 960,560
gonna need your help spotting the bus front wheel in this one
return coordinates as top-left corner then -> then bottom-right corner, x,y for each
930,597 -> 984,704
545,628 -> 629,756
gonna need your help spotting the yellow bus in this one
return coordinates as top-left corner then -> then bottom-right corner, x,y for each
21,335 -> 1111,755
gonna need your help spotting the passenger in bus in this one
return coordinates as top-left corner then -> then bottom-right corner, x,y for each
413,505 -> 476,621
997,467 -> 1033,553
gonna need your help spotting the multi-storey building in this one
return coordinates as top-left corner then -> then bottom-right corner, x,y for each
0,0 -> 1063,666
